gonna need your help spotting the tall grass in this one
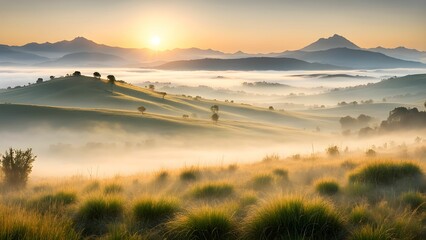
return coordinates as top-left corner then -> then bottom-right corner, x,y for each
0,204 -> 80,240
349,226 -> 393,240
166,207 -> 237,240
400,192 -> 425,212
191,182 -> 234,199
75,197 -> 124,236
132,197 -> 180,227
242,196 -> 345,239
104,184 -> 123,194
348,161 -> 423,185
315,178 -> 340,196
179,168 -> 200,182
29,191 -> 77,213
251,174 -> 273,189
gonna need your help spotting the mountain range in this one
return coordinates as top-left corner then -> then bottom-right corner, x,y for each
1,34 -> 425,69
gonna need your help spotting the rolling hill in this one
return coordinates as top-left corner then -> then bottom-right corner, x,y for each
155,57 -> 343,71
0,75 -> 336,131
0,45 -> 48,64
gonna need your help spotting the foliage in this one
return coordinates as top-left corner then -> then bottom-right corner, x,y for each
242,197 -> 345,240
0,148 -> 36,189
348,161 -> 423,185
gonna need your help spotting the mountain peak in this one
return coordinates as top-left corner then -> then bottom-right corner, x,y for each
301,34 -> 360,52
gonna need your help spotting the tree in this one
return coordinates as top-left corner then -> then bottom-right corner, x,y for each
326,146 -> 339,157
73,71 -> 81,76
1,148 -> 36,189
36,78 -> 43,84
159,92 -> 167,99
268,106 -> 274,110
50,76 -> 55,80
107,75 -> 116,94
210,105 -> 219,114
211,113 -> 219,122
93,72 -> 101,79
149,84 -> 155,91
210,105 -> 219,123
137,106 -> 146,114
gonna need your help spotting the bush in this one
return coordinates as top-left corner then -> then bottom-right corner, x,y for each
166,207 -> 237,240
104,184 -> 123,194
0,205 -> 80,240
348,161 -> 423,185
243,197 -> 345,240
315,179 -> 340,196
251,174 -> 273,189
30,192 -> 77,212
326,146 -> 340,157
400,192 -> 425,212
133,197 -> 179,227
0,148 -> 36,189
179,168 -> 200,182
348,205 -> 375,225
76,198 -> 124,236
272,168 -> 288,179
156,170 -> 169,182
191,183 -> 234,199
365,149 -> 377,157
349,226 -> 393,240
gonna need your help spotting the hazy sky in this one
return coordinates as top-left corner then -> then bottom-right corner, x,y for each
1,0 -> 425,52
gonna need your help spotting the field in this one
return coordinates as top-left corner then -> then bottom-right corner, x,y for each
1,144 -> 425,239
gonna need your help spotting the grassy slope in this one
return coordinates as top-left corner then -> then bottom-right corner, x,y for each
0,75 -> 335,130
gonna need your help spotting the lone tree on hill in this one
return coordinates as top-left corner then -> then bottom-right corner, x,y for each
159,92 -> 167,99
1,148 -> 36,189
36,78 -> 43,84
50,76 -> 55,80
149,84 -> 155,91
137,106 -> 146,114
210,105 -> 220,123
107,75 -> 116,94
73,71 -> 81,76
93,72 -> 101,79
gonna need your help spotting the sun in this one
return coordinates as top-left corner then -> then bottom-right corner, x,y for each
150,35 -> 161,47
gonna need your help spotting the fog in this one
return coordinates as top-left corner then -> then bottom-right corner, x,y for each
0,66 -> 425,177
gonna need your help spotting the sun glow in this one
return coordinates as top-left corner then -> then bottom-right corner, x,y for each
150,35 -> 161,48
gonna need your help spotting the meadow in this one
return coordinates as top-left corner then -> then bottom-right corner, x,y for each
1,144 -> 425,240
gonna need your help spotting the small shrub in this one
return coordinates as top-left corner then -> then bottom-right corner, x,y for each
400,192 -> 425,212
191,183 -> 234,199
348,161 -> 423,185
341,160 -> 357,170
156,170 -> 169,182
0,148 -> 36,189
104,184 -> 123,194
326,146 -> 340,157
76,198 -> 124,236
349,225 -> 393,240
272,168 -> 288,179
251,174 -> 273,189
179,168 -> 200,182
365,149 -> 377,157
315,179 -> 340,196
348,205 -> 375,225
133,197 -> 180,227
30,192 -> 77,212
166,207 -> 237,240
242,197 -> 345,239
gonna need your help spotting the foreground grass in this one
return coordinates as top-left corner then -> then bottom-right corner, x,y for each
0,154 -> 425,239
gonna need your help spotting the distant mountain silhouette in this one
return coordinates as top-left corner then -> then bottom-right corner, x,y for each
301,34 -> 360,51
283,48 -> 425,69
37,52 -> 127,67
155,57 -> 344,71
0,45 -> 48,64
368,46 -> 426,63
1,35 -> 425,68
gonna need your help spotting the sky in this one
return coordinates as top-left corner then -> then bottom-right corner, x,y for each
1,0 -> 425,53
